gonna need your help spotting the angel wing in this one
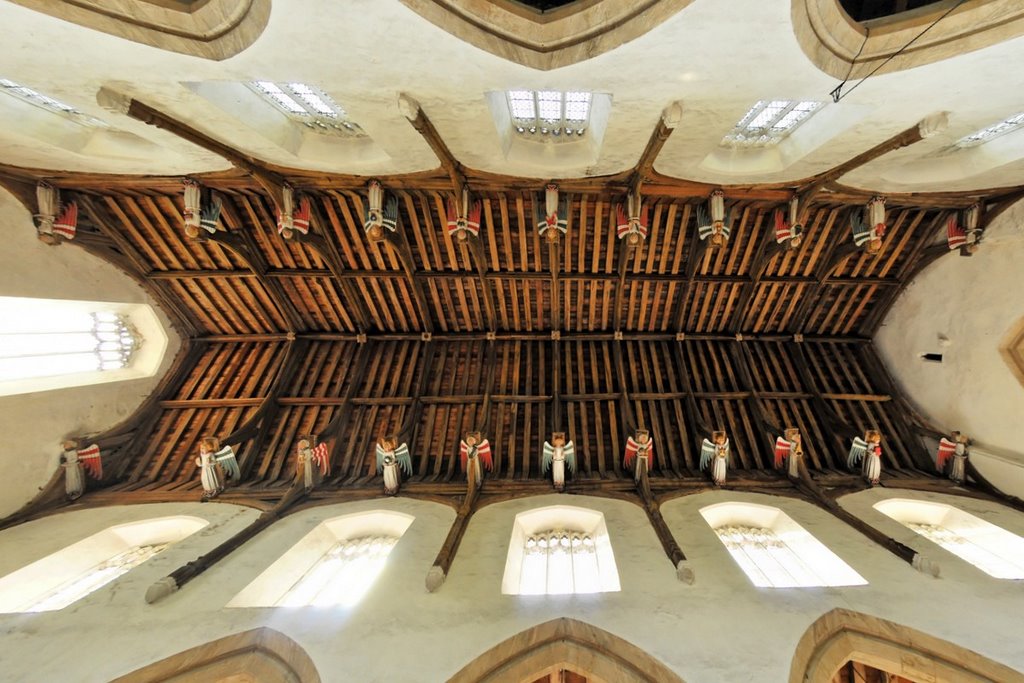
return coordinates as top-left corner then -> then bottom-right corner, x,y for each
700,438 -> 715,471
477,439 -> 493,471
382,195 -> 399,232
459,439 -> 470,473
774,436 -> 791,468
636,204 -> 650,239
311,441 -> 330,476
847,436 -> 867,468
78,444 -> 102,479
563,440 -> 577,474
721,439 -> 730,464
292,197 -> 311,235
199,195 -> 222,234
850,213 -> 871,247
215,445 -> 240,481
623,436 -> 640,469
542,441 -> 554,474
720,208 -> 732,239
395,442 -> 413,476
465,199 -> 482,236
615,203 -> 631,239
774,209 -> 791,243
696,204 -> 714,241
946,216 -> 967,250
446,196 -> 460,236
52,202 -> 78,241
936,437 -> 957,471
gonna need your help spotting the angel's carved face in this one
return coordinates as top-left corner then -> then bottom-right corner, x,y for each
867,238 -> 882,254
714,433 -> 727,445
627,232 -> 640,246
866,430 -> 881,443
380,436 -> 397,451
456,228 -> 469,241
367,224 -> 383,241
551,432 -> 565,447
184,224 -> 201,240
297,439 -> 311,451
62,440 -> 78,451
785,428 -> 801,443
790,234 -> 802,248
465,433 -> 478,447
711,232 -> 725,247
636,432 -> 649,445
200,436 -> 219,453
545,228 -> 560,244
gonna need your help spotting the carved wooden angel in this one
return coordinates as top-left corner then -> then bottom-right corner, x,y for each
542,432 -> 576,491
277,186 -> 311,239
376,435 -> 412,495
848,429 -> 882,486
60,441 -> 101,500
182,179 -> 222,239
774,196 -> 803,248
446,186 -> 481,241
947,205 -> 982,255
460,431 -> 492,489
623,429 -> 654,481
851,197 -> 886,254
296,437 -> 330,491
774,428 -> 803,478
535,183 -> 568,242
36,182 -> 78,243
697,190 -> 731,247
363,179 -> 398,241
700,431 -> 730,485
936,431 -> 969,484
196,436 -> 240,499
616,191 -> 648,245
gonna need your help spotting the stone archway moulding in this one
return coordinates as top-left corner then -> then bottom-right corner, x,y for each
398,0 -> 696,70
447,617 -> 686,683
789,608 -> 1024,683
792,0 -> 1024,80
5,0 -> 270,60
111,627 -> 321,683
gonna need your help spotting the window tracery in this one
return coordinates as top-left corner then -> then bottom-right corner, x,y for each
275,535 -> 399,607
519,530 -> 601,595
722,100 -> 823,148
507,90 -> 591,138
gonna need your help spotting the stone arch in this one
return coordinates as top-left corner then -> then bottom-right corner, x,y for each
5,0 -> 269,60
789,608 -> 1024,683
447,617 -> 686,683
398,0 -> 696,71
792,0 -> 1024,80
111,627 -> 320,683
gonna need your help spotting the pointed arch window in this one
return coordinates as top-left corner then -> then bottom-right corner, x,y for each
701,502 -> 867,588
875,499 -> 1024,579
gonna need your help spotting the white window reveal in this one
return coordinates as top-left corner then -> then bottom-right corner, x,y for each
501,505 -> 620,596
722,100 -> 823,148
875,499 -> 1024,579
275,535 -> 399,607
955,112 -> 1024,148
0,78 -> 107,127
229,510 -> 414,608
250,81 -> 364,137
0,516 -> 207,613
507,90 -> 591,137
701,502 -> 867,588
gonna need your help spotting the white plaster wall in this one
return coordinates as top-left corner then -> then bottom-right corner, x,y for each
1,491 -> 1024,682
0,188 -> 183,517
3,0 -> 1024,188
876,197 -> 1024,474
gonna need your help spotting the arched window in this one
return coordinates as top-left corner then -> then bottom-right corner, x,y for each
501,505 -> 620,596
701,502 -> 867,588
229,510 -> 413,608
874,498 -> 1024,579
0,516 -> 207,612
0,297 -> 167,397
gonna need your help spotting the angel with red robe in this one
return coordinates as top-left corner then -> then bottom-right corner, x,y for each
35,182 -> 78,243
61,441 -> 101,500
936,431 -> 969,484
276,186 -> 311,240
774,197 -> 803,248
851,197 -> 886,254
946,205 -> 982,255
697,190 -> 731,247
196,436 -> 240,499
616,191 -> 648,245
363,179 -> 398,241
623,429 -> 654,481
848,429 -> 882,485
700,430 -> 730,485
774,428 -> 803,478
376,435 -> 412,495
460,431 -> 492,489
296,437 -> 330,491
535,183 -> 568,242
447,186 -> 481,241
542,432 -> 576,491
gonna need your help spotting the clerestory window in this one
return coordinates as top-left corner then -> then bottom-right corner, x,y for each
722,100 -> 823,148
250,81 -> 365,137
0,78 -> 107,127
507,90 -> 591,138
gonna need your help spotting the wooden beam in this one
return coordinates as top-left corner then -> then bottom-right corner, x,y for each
425,479 -> 478,592
383,227 -> 436,334
402,97 -> 467,193
636,463 -> 693,583
321,342 -> 374,481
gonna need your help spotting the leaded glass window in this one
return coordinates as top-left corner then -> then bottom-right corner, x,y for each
507,90 -> 591,138
722,100 -> 823,148
275,535 -> 398,607
519,530 -> 602,595
250,81 -> 364,137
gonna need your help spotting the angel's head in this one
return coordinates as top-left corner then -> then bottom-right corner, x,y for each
713,430 -> 727,445
865,429 -> 881,443
551,431 -> 566,447
297,438 -> 311,452
785,427 -> 801,443
61,439 -> 78,452
464,431 -> 481,447
200,436 -> 220,454
544,226 -> 561,244
379,434 -> 398,451
867,237 -> 883,254
184,224 -> 201,240
627,231 -> 641,246
635,429 -> 650,445
366,222 -> 383,242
